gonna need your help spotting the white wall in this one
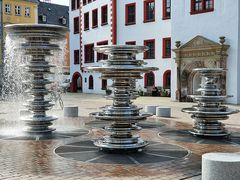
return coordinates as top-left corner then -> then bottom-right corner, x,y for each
117,0 -> 172,90
69,4 -> 80,82
171,0 -> 240,104
81,0 -> 112,94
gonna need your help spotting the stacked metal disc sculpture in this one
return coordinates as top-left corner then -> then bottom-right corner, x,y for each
86,45 -> 158,150
182,68 -> 239,137
5,24 -> 68,134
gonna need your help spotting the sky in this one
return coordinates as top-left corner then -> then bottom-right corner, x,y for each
48,0 -> 69,6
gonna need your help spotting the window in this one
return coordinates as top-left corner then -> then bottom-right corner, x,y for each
126,41 -> 136,59
144,72 -> 155,87
101,5 -> 108,25
74,50 -> 80,64
83,0 -> 87,5
191,0 -> 214,14
102,79 -> 107,90
162,38 -> 171,58
125,3 -> 136,25
144,39 -> 155,59
92,9 -> 98,28
89,75 -> 94,89
71,0 -> 76,10
144,0 -> 155,22
25,7 -> 30,17
97,41 -> 108,61
84,12 -> 89,31
163,70 -> 171,89
88,0 -> 92,3
84,44 -> 94,63
15,5 -> 21,16
5,4 -> 11,14
41,15 -> 47,22
77,0 -> 80,9
74,17 -> 79,34
60,17 -> 67,25
163,0 -> 171,19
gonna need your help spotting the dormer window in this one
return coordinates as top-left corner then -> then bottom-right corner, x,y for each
60,17 -> 67,25
41,15 -> 47,22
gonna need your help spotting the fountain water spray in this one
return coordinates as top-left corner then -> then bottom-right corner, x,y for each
182,68 -> 239,137
86,45 -> 158,151
5,24 -> 68,134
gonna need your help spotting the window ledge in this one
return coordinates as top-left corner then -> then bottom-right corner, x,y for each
101,22 -> 108,26
144,57 -> 155,60
125,22 -> 136,26
92,25 -> 98,29
84,28 -> 90,31
143,19 -> 155,23
74,32 -> 79,34
162,56 -> 171,59
162,16 -> 170,20
190,9 -> 214,15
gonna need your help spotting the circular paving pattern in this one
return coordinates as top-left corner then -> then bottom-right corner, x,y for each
0,129 -> 89,141
159,129 -> 240,145
55,140 -> 189,165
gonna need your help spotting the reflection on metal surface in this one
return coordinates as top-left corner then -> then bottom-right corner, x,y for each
86,45 -> 158,151
182,68 -> 239,137
5,24 -> 68,134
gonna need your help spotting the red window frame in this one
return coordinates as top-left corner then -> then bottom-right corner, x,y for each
74,49 -> 80,64
101,79 -> 107,90
83,0 -> 87,6
101,5 -> 108,26
191,0 -> 214,15
162,37 -> 171,58
144,71 -> 155,87
84,43 -> 94,63
84,12 -> 89,31
163,70 -> 171,89
92,9 -> 98,28
126,41 -> 136,59
97,40 -> 108,61
88,75 -> 94,89
125,3 -> 136,25
125,41 -> 136,45
144,39 -> 155,59
73,17 -> 79,34
162,0 -> 171,20
144,0 -> 155,23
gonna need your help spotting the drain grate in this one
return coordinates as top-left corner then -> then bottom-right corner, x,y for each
159,129 -> 240,145
55,140 -> 189,165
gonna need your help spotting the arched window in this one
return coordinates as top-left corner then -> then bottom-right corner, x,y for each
163,70 -> 171,89
144,71 -> 155,87
89,75 -> 94,89
101,79 -> 107,90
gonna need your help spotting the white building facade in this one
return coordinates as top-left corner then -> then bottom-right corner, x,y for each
69,0 -> 240,104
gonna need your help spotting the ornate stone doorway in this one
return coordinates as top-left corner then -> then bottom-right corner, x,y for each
173,36 -> 229,102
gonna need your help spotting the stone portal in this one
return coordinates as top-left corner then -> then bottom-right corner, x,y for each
173,36 -> 229,102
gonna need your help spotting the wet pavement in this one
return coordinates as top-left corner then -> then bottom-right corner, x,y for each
0,93 -> 240,180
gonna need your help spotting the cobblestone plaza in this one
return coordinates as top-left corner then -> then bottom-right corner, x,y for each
0,93 -> 239,180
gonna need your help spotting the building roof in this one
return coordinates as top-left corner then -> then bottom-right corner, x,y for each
25,0 -> 40,3
38,1 -> 69,28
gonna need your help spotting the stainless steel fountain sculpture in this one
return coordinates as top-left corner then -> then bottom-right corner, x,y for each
182,68 -> 239,137
5,24 -> 68,134
86,45 -> 158,150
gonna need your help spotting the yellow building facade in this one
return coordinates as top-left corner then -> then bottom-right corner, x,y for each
0,0 -> 38,64
2,0 -> 38,25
